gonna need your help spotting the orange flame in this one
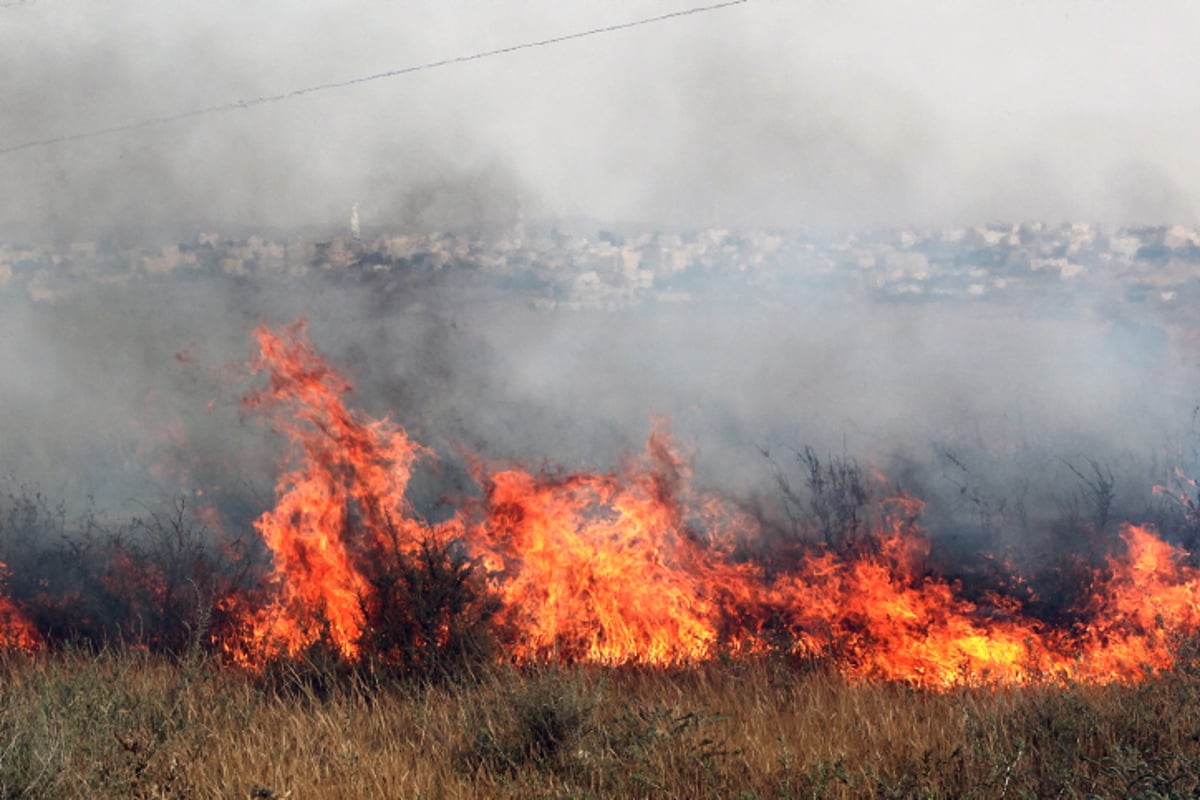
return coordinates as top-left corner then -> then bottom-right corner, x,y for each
468,431 -> 763,665
0,563 -> 38,652
222,320 -> 446,666
765,498 -> 1065,688
1074,524 -> 1200,681
215,321 -> 1200,687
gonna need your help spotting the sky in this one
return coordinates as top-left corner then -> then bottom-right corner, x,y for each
2,0 -> 1199,236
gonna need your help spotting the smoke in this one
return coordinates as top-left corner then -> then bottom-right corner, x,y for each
3,260 -> 1190,545
0,0 -> 1198,551
3,1 -> 1199,234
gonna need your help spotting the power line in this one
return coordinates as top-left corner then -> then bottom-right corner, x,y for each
1,0 -> 748,157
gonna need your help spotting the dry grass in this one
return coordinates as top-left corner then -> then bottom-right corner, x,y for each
2,651 -> 1200,799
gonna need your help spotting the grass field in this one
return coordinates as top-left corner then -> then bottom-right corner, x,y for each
2,314 -> 1199,798
3,649 -> 1200,799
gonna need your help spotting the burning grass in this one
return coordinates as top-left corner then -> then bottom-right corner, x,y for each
208,321 -> 1200,686
1,320 -> 1200,688
2,318 -> 1200,795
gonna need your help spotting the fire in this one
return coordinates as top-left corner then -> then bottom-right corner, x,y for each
0,563 -> 38,652
1075,524 -> 1200,681
21,318 -> 1187,689
1,320 -> 1196,690
0,597 -> 38,652
767,507 -> 1064,689
467,433 -> 763,665
220,320 -> 448,666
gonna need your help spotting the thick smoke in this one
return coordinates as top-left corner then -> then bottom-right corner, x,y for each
1,260 -> 1195,550
0,0 -> 1198,558
4,1 -> 1200,234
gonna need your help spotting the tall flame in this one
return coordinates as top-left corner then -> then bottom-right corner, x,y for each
1076,524 -> 1200,681
211,321 -> 1200,688
222,320 -> 443,665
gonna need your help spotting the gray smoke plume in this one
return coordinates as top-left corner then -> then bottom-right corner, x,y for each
3,1 -> 1200,234
0,0 -> 1198,559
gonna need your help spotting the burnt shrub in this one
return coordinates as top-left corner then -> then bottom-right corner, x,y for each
763,445 -> 871,550
249,523 -> 501,696
357,534 -> 500,683
0,492 -> 235,655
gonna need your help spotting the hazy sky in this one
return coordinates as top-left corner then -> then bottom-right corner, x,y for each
2,0 -> 1198,234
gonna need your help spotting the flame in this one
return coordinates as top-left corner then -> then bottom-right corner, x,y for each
766,502 -> 1065,688
221,320 -> 447,666
202,321 -> 1200,687
467,432 -> 763,665
1075,524 -> 1200,681
0,563 -> 38,652
0,597 -> 38,651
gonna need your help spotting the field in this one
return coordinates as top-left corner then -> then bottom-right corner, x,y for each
2,238 -> 1200,797
4,648 -> 1200,799
5,0 -> 1200,793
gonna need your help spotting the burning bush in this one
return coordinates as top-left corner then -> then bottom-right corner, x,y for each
0,492 -> 231,654
1,319 -> 1200,690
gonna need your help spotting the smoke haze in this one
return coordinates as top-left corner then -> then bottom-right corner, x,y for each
0,0 -> 1198,559
3,1 -> 1200,234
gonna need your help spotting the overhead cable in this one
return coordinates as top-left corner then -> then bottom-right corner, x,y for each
0,0 -> 748,156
